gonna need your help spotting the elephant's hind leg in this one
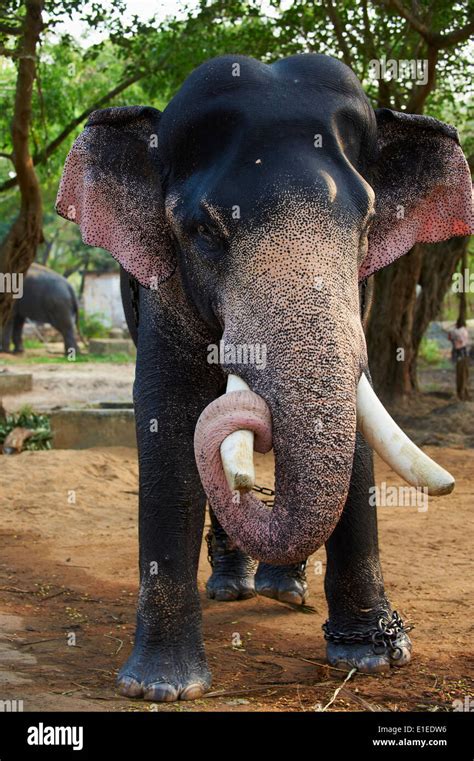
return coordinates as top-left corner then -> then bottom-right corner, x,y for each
205,508 -> 257,601
12,314 -> 25,353
255,560 -> 308,605
206,509 -> 308,605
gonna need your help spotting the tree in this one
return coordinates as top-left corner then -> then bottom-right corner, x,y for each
364,0 -> 473,400
0,0 -> 471,387
0,0 -> 280,322
0,0 -> 44,327
0,0 -> 132,327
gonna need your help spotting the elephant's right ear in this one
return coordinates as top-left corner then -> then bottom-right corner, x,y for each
55,106 -> 175,289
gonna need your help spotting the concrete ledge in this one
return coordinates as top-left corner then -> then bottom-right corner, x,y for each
0,372 -> 33,395
50,408 -> 136,449
88,339 -> 136,357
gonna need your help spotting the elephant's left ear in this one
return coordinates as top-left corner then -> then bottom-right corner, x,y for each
359,108 -> 473,281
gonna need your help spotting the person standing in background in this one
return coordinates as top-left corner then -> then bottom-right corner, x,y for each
447,319 -> 470,400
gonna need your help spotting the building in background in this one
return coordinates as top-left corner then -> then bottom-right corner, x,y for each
82,271 -> 126,330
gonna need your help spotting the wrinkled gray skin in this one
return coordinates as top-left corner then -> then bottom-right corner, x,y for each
0,263 -> 80,355
56,53 -> 472,702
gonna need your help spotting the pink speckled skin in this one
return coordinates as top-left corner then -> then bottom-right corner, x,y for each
360,110 -> 473,280
193,195 -> 367,564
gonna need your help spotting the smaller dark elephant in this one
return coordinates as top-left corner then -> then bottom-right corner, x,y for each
0,263 -> 81,356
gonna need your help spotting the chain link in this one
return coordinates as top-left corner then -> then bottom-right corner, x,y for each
206,483 -> 275,566
129,276 -> 140,329
322,611 -> 412,659
252,483 -> 275,507
205,530 -> 214,568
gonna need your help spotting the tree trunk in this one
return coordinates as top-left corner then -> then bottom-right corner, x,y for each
456,356 -> 470,401
455,243 -> 470,401
0,0 -> 44,328
458,245 -> 468,328
366,245 -> 424,401
409,237 -> 470,392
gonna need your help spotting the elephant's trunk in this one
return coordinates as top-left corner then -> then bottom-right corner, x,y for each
194,326 -> 455,565
194,317 -> 361,564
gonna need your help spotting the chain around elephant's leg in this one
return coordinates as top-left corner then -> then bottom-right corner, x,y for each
323,432 -> 412,672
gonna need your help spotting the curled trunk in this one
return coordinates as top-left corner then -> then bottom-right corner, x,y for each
195,309 -> 362,564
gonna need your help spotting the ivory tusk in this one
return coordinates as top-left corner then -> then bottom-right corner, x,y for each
220,375 -> 255,492
356,373 -> 454,496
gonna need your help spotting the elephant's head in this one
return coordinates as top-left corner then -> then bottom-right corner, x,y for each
56,54 -> 473,564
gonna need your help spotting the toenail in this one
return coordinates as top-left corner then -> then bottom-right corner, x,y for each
144,682 -> 179,702
181,683 -> 206,700
117,676 -> 142,697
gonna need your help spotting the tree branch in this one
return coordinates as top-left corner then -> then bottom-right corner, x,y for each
438,21 -> 474,46
0,22 -> 22,35
322,0 -> 354,68
361,0 -> 377,59
0,71 -> 143,193
377,0 -> 474,48
0,44 -> 18,57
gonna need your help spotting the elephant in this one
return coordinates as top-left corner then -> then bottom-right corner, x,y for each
0,263 -> 80,356
56,53 -> 473,702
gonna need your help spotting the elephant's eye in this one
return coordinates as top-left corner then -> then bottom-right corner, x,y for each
197,223 -> 216,242
195,222 -> 223,256
362,211 -> 375,236
358,213 -> 374,264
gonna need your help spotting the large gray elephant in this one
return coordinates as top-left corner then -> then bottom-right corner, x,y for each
56,54 -> 473,702
0,263 -> 80,355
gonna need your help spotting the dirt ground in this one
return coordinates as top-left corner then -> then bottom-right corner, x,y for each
0,356 -> 135,413
0,354 -> 473,712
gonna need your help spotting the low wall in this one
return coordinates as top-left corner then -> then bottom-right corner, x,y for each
50,408 -> 136,449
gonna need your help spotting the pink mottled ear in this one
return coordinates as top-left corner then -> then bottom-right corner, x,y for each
56,106 -> 175,289
359,109 -> 473,281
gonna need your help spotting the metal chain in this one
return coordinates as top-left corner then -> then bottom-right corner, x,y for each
206,484 -> 275,566
252,483 -> 275,507
205,531 -> 214,568
322,611 -> 412,660
129,276 -> 140,329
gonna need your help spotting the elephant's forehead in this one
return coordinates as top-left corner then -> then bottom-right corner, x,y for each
168,53 -> 367,104
159,54 -> 374,147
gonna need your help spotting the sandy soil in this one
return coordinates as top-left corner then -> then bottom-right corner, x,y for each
0,351 -> 472,711
0,355 -> 134,413
0,444 -> 472,713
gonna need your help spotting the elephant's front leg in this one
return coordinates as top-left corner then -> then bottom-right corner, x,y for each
323,432 -> 412,672
118,330 -> 220,702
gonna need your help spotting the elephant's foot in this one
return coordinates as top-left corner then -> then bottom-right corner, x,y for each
117,625 -> 211,702
205,529 -> 257,601
324,610 -> 412,673
12,347 -> 24,354
255,561 -> 308,605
